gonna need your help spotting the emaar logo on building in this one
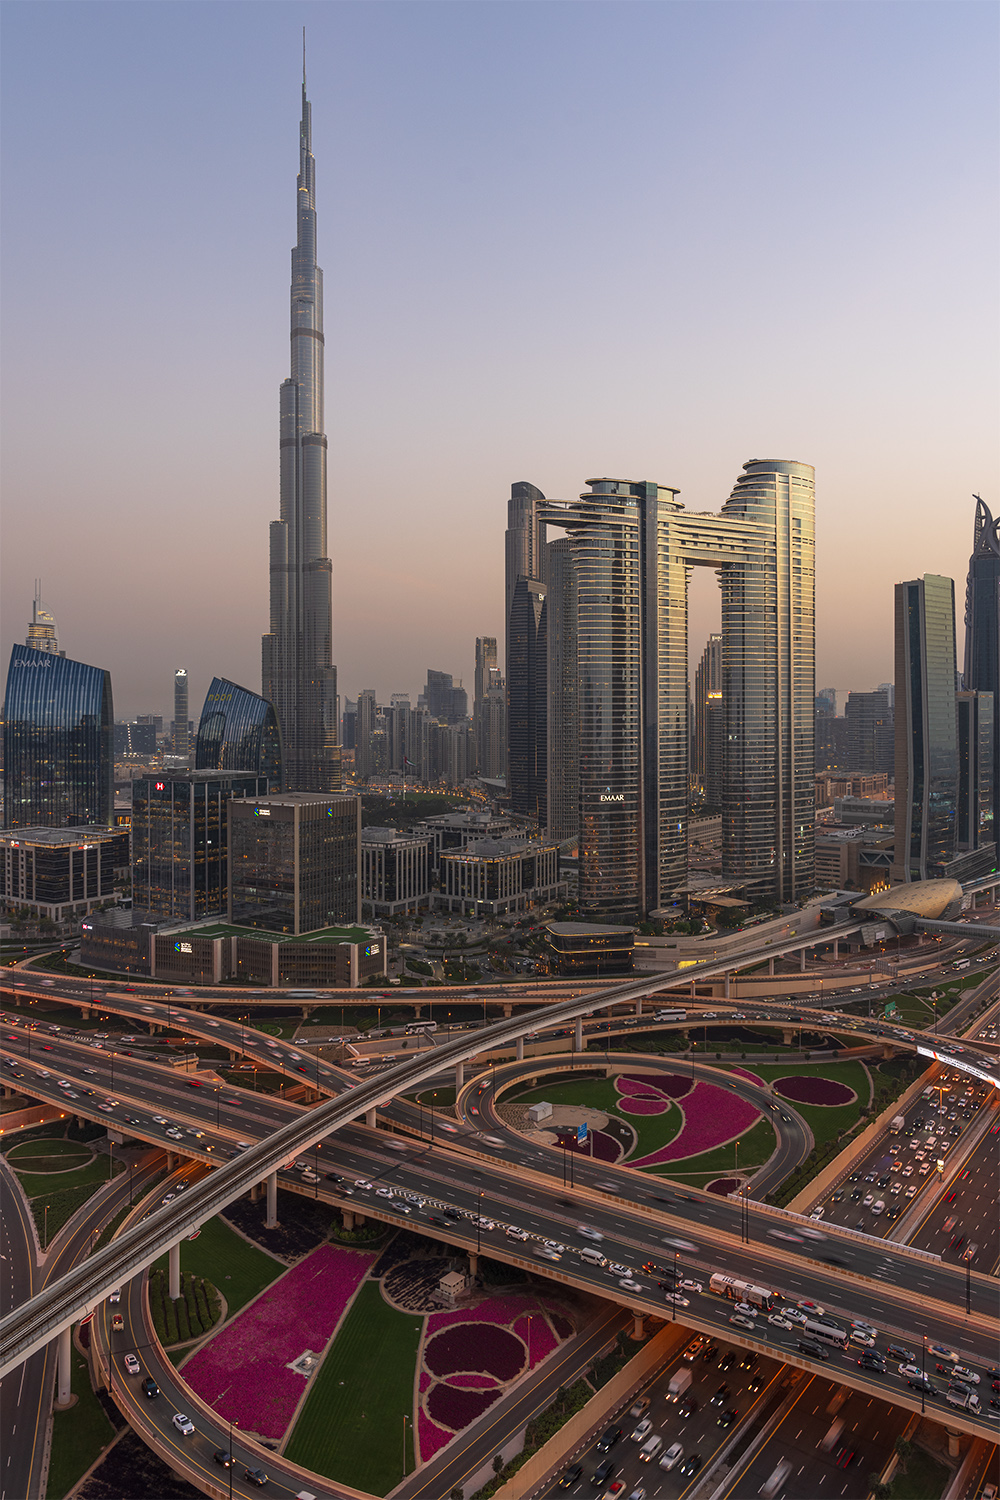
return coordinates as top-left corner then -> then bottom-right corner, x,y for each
600,793 -> 625,803
12,656 -> 54,668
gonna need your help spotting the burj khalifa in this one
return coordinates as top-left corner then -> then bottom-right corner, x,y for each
262,64 -> 342,792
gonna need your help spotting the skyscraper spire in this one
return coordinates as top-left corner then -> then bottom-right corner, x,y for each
262,64 -> 341,792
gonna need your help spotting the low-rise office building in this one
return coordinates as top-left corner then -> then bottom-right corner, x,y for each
361,827 -> 432,917
0,826 -> 129,923
438,837 -> 564,916
228,792 -> 361,934
545,921 -> 635,976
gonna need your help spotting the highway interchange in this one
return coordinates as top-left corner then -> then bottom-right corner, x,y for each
1,936 -> 999,1500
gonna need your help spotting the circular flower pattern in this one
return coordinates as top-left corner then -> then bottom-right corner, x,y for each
427,1383 -> 500,1429
423,1323 -> 525,1381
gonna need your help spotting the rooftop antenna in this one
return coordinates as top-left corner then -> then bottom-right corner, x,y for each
303,26 -> 306,90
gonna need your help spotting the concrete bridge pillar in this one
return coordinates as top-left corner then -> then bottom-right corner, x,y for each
455,1061 -> 465,1091
342,1210 -> 354,1231
265,1171 -> 278,1229
365,1107 -> 376,1128
724,972 -> 731,999
800,948 -> 807,972
946,1429 -> 961,1458
503,1003 -> 513,1018
635,997 -> 643,1016
632,1312 -> 645,1340
768,958 -> 775,977
782,1028 -> 795,1046
55,1325 -> 73,1407
881,1044 -> 895,1060
574,1018 -> 584,1052
832,938 -> 839,960
168,1242 -> 181,1301
689,979 -> 696,999
516,1037 -> 524,1061
468,1252 -> 478,1278
166,1153 -> 176,1173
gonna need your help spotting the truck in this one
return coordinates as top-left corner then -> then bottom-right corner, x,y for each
945,1390 -> 981,1413
667,1367 -> 693,1401
890,1115 -> 905,1134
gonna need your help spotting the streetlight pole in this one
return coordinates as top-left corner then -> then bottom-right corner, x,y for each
671,1251 -> 678,1320
476,1190 -> 484,1257
228,1418 -> 237,1500
920,1336 -> 927,1414
402,1413 -> 409,1476
44,1204 -> 49,1251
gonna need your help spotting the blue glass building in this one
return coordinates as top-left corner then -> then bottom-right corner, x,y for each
3,645 -> 113,829
194,677 -> 282,785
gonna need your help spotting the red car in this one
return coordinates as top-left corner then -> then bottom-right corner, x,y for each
187,1079 -> 203,1088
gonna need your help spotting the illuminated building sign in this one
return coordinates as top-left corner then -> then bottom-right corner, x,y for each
600,793 -> 625,803
174,941 -> 193,954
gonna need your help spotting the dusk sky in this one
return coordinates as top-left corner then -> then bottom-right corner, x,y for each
2,1 -> 997,722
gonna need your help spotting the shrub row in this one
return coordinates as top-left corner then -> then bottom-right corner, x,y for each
148,1268 -> 221,1346
590,1331 -> 645,1390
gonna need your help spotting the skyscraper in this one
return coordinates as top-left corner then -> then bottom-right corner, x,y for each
893,574 -> 958,882
26,586 -> 63,657
195,677 -> 283,784
262,66 -> 341,794
474,637 -> 498,774
694,634 -> 723,804
545,539 -> 578,841
963,495 -> 1000,841
173,669 -> 189,759
3,645 -> 113,829
506,462 -> 815,918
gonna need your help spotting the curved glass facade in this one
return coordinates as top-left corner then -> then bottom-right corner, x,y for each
3,645 -> 113,828
195,677 -> 282,785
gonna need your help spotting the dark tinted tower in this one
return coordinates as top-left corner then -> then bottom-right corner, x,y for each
963,495 -> 1000,841
3,645 -> 113,829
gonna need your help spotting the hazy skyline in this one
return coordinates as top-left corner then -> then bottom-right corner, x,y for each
2,1 -> 997,721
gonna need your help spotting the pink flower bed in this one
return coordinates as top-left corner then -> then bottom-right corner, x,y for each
183,1243 -> 374,1439
618,1098 -> 667,1115
773,1074 -> 856,1105
418,1293 -> 575,1461
631,1079 -> 761,1167
726,1066 -> 766,1086
557,1128 -> 622,1161
417,1409 -> 453,1462
706,1176 -> 742,1195
424,1324 -> 525,1380
619,1072 -> 693,1098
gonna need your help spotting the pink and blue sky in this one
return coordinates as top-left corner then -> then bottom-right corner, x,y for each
2,1 -> 996,719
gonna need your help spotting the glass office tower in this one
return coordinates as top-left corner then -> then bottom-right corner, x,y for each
963,495 -> 1000,842
228,792 -> 361,933
894,575 -> 958,881
3,645 -> 113,829
131,771 -> 269,921
261,71 -> 341,792
195,677 -> 283,785
505,460 -> 816,918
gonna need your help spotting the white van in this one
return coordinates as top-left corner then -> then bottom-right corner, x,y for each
640,1434 -> 664,1462
579,1247 -> 607,1267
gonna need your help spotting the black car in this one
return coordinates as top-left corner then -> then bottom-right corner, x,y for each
748,1373 -> 765,1392
592,1459 -> 615,1486
140,1377 -> 159,1399
324,1172 -> 341,1182
442,1206 -> 462,1221
596,1425 -> 622,1453
798,1340 -> 830,1361
213,1450 -> 233,1468
701,1342 -> 719,1363
709,1384 -> 730,1406
678,1397 -> 699,1419
717,1409 -> 738,1428
679,1454 -> 703,1478
719,1352 -> 736,1372
558,1464 -> 582,1488
908,1378 -> 936,1397
244,1469 -> 267,1488
887,1344 -> 916,1363
858,1354 -> 886,1371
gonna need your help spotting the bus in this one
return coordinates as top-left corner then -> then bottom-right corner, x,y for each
709,1274 -> 774,1311
405,1020 -> 438,1035
654,1008 -> 687,1022
802,1317 -> 848,1348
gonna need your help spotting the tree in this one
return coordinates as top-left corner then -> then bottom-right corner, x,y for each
868,1477 -> 891,1499
450,1489 -> 464,1500
493,1452 -> 505,1475
894,1438 -> 913,1474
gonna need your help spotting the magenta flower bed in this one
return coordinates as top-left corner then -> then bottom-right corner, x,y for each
558,1128 -> 622,1161
706,1176 -> 741,1195
419,1370 -> 431,1392
449,1372 -> 501,1389
552,1313 -> 573,1340
418,1408 -> 453,1461
427,1294 -> 538,1334
773,1074 -> 856,1105
428,1382 -> 501,1428
619,1072 -> 693,1098
726,1066 -> 765,1086
618,1098 -> 667,1115
424,1324 -> 525,1381
631,1080 -> 761,1167
183,1243 -> 374,1439
513,1313 -> 557,1364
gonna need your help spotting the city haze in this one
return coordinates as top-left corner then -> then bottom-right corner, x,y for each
1,0 -> 996,718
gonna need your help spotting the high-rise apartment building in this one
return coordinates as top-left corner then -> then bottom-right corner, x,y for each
507,576 -> 547,824
173,669 -> 190,759
355,690 -> 377,779
546,539 -> 578,841
506,461 -> 815,917
893,575 -> 958,882
261,72 -> 341,793
844,689 -> 893,775
956,690 -> 994,858
3,645 -> 114,829
474,638 -> 499,775
693,634 -> 723,805
480,670 -> 507,781
963,495 -> 1000,842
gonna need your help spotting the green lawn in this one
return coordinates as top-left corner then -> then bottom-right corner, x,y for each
7,1138 -> 92,1169
152,1214 -> 281,1318
885,1447 -> 951,1499
47,1344 -> 116,1499
284,1280 -> 421,1495
741,1060 -> 872,1148
14,1153 -> 121,1200
656,1115 -> 777,1180
513,1072 -> 684,1158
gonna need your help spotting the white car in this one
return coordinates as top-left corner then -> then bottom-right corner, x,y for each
768,1314 -> 793,1330
172,1413 -> 196,1436
631,1416 -> 653,1442
659,1442 -> 683,1471
783,1309 -> 808,1325
109,1289 -> 121,1304
152,1115 -> 167,1124
898,1363 -> 922,1380
620,1278 -> 644,1292
206,1020 -> 220,1027
506,1226 -> 529,1241
662,1293 -> 689,1308
375,1187 -> 395,1198
730,1314 -> 756,1330
733,1302 -> 756,1317
578,1225 -> 604,1240
679,1278 -> 703,1294
952,1366 -> 980,1384
850,1330 -> 876,1348
354,1180 -> 373,1190
124,1354 -> 140,1375
852,1321 -> 878,1336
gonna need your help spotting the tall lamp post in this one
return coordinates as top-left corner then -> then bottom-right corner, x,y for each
671,1251 -> 679,1320
401,1413 -> 409,1476
476,1190 -> 484,1258
228,1417 -> 238,1500
920,1335 -> 927,1414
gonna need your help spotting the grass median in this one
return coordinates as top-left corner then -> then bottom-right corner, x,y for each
152,1214 -> 281,1319
283,1280 -> 421,1494
46,1344 -> 116,1499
